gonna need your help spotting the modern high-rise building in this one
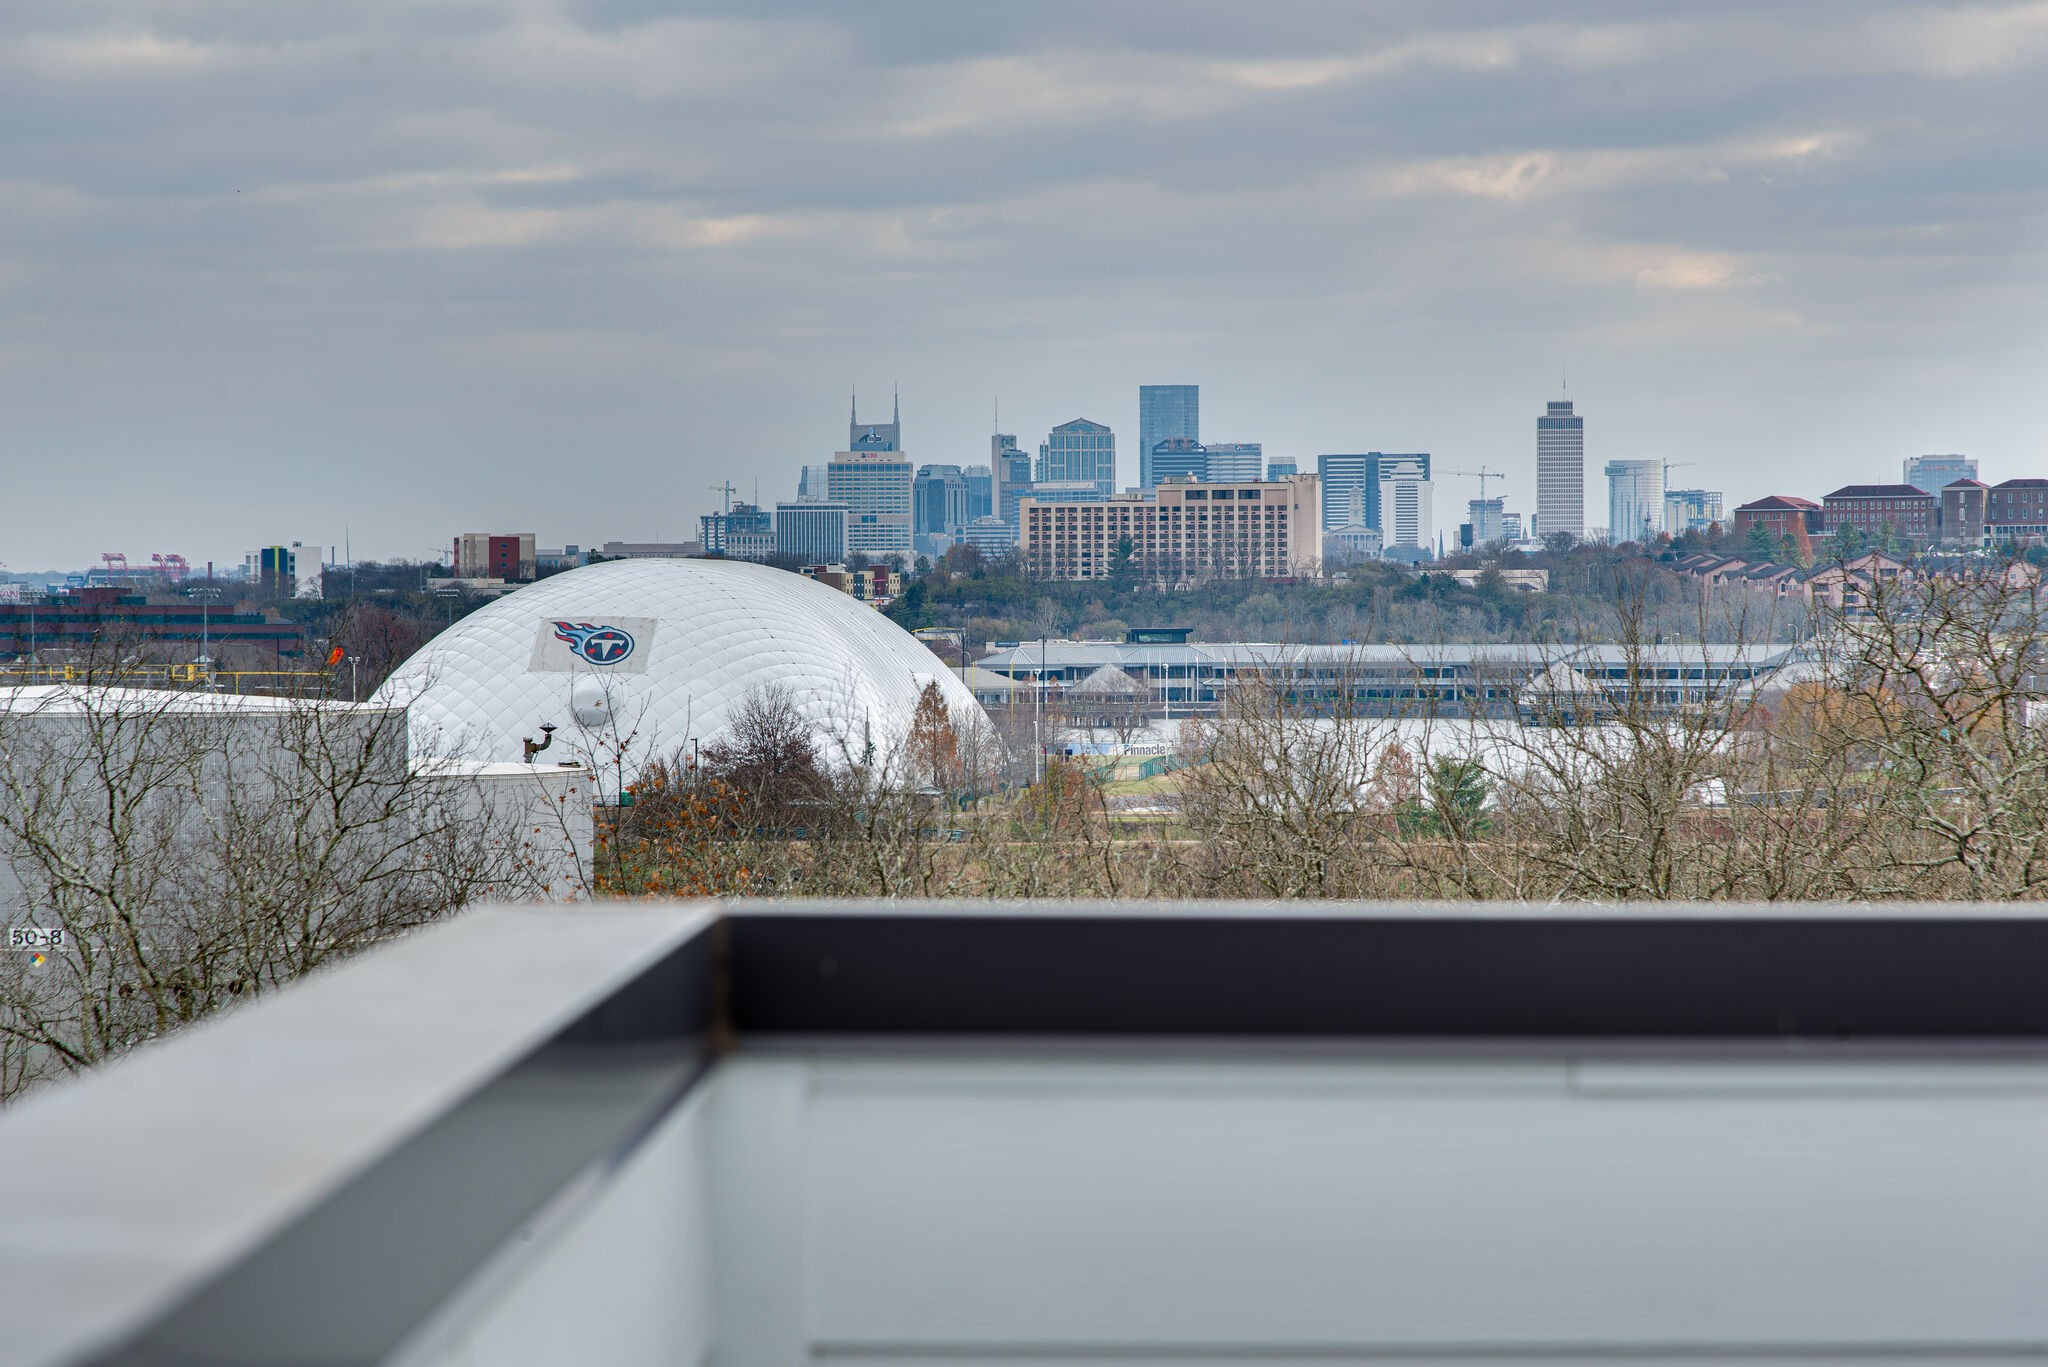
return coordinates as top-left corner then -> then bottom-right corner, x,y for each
775,501 -> 849,564
1316,453 -> 1432,533
1139,385 -> 1199,488
962,465 -> 994,523
1604,460 -> 1664,545
700,503 -> 773,560
1467,498 -> 1505,546
992,433 -> 1032,527
1202,442 -> 1263,483
1038,419 -> 1116,498
797,464 -> 830,500
1151,438 -> 1207,484
1664,489 -> 1725,536
1376,456 -> 1433,557
1536,400 -> 1585,540
913,465 -> 970,538
1903,454 -> 1978,497
827,450 -> 914,561
1267,459 -> 1298,480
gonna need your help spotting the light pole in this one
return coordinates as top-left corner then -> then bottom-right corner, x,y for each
186,586 -> 221,688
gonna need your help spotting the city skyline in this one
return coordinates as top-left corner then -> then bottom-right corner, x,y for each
5,2 -> 2047,567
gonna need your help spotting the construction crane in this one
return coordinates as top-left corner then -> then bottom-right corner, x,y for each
1662,459 -> 1695,487
709,481 -> 736,517
1450,466 -> 1507,501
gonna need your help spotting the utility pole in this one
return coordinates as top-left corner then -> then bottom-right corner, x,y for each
186,585 -> 221,689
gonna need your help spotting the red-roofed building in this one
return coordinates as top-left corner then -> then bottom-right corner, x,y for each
1822,485 -> 1935,546
1731,495 -> 1823,559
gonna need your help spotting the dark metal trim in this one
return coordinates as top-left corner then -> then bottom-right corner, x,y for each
725,908 -> 2048,1039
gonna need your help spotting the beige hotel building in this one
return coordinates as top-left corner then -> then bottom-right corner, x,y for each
1020,475 -> 1321,584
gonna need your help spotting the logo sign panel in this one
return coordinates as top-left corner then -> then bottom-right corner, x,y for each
529,617 -> 658,674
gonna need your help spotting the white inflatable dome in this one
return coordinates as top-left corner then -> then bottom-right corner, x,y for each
377,558 -> 981,770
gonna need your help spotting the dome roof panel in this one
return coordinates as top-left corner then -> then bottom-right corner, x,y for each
376,559 -> 981,771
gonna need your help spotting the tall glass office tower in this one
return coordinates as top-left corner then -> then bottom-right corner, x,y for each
1038,419 -> 1117,498
1139,385 -> 1198,488
1536,400 -> 1585,539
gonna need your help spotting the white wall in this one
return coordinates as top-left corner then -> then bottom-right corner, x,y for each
414,1048 -> 2048,1366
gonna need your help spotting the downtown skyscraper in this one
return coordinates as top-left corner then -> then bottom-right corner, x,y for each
1536,400 -> 1585,540
1139,385 -> 1198,488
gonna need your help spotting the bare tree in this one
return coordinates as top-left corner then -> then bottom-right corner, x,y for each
0,683 -> 567,1101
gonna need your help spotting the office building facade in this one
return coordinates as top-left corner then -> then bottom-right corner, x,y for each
1022,476 -> 1320,585
1903,454 -> 1978,497
1536,401 -> 1585,540
826,450 -> 915,561
1038,419 -> 1116,497
1138,385 -> 1199,488
962,465 -> 994,523
913,465 -> 970,538
1664,489 -> 1725,537
961,516 -> 1019,559
1604,460 -> 1665,545
1467,498 -> 1505,546
1377,456 -> 1433,556
1150,437 -> 1207,484
1202,442 -> 1264,483
775,501 -> 850,564
1316,453 -> 1432,534
700,503 -> 773,561
992,433 -> 1032,527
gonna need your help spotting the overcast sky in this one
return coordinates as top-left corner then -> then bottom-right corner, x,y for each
4,0 -> 2046,569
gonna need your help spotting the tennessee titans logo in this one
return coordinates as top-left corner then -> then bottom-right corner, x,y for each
553,621 -> 636,666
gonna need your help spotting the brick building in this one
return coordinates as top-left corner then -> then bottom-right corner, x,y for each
452,532 -> 538,582
1730,495 -> 1823,559
1821,485 -> 1935,547
1940,479 -> 1989,548
1985,478 -> 2048,545
1021,476 -> 1321,584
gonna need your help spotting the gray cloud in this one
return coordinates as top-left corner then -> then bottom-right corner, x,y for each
2,1 -> 2045,566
